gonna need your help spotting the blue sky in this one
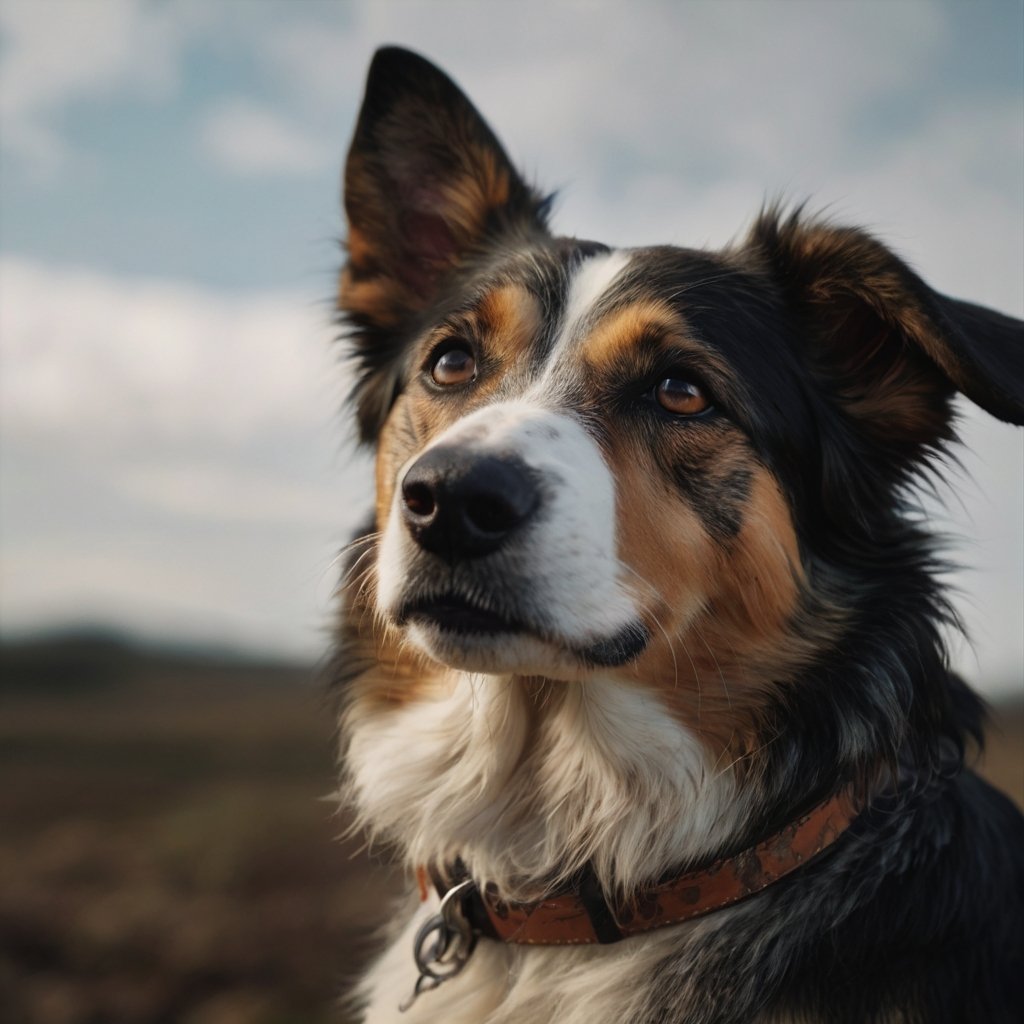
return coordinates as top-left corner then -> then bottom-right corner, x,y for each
1,0 -> 1021,692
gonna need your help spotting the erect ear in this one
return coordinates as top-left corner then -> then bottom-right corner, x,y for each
749,210 -> 1024,449
340,47 -> 551,441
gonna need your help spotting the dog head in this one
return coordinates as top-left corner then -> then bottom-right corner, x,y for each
338,47 -> 1023,770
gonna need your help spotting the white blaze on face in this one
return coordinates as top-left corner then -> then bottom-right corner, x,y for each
375,251 -> 639,672
532,249 -> 632,397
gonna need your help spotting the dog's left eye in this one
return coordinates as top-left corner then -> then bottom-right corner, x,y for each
655,378 -> 712,416
431,346 -> 477,386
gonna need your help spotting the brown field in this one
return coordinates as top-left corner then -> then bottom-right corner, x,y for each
1,635 -> 1020,1024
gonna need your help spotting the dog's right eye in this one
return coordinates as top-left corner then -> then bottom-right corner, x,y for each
430,346 -> 477,386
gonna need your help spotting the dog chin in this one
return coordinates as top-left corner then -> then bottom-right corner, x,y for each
405,617 -> 650,678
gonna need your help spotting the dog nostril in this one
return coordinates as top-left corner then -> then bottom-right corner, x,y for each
403,480 -> 436,518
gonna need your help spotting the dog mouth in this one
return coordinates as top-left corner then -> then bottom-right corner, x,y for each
399,592 -> 526,636
396,590 -> 649,667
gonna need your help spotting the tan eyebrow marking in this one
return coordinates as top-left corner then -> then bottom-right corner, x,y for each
581,299 -> 681,367
475,283 -> 541,362
580,298 -> 741,400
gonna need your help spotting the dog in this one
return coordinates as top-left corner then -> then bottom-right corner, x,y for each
332,47 -> 1024,1024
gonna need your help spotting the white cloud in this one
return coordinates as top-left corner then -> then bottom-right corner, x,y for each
257,0 -> 947,176
555,94 -> 1023,316
0,0 -> 201,169
820,99 -> 1024,313
0,533 -> 355,660
0,258 -> 341,446
255,15 -> 371,112
0,0 -> 356,175
117,459 -> 359,530
0,256 -> 372,655
198,97 -> 333,176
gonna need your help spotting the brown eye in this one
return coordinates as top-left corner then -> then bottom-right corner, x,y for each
431,346 -> 476,386
655,378 -> 712,416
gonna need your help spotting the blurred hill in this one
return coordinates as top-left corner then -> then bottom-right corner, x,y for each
0,630 -> 316,693
0,631 -> 1019,1024
0,631 -> 397,1024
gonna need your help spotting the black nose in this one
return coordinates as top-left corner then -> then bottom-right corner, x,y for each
400,447 -> 540,562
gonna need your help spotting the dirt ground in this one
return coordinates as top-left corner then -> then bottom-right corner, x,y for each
1,636 -> 1020,1024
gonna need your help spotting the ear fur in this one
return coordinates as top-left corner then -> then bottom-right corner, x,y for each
340,47 -> 551,441
749,208 -> 1024,437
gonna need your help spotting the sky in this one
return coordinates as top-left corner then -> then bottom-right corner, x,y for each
0,0 -> 1021,694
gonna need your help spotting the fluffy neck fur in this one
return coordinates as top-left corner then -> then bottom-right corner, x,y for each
344,673 -> 749,899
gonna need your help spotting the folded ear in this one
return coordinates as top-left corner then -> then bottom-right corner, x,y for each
749,210 -> 1024,446
341,47 -> 551,441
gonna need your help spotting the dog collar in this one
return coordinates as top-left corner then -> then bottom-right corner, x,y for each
449,787 -> 860,943
401,789 -> 860,1008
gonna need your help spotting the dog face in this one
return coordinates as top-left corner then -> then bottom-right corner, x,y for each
339,48 -> 1023,762
370,243 -> 813,696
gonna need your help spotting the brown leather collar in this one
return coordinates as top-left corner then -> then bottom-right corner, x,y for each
425,788 -> 861,945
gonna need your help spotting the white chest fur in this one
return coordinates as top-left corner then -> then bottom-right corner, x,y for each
345,674 -> 745,897
344,673 -> 752,1021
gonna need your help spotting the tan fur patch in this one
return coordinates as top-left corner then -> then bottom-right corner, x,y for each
609,430 -> 811,766
754,215 -> 956,444
698,467 -> 807,667
344,224 -> 376,271
430,146 -> 512,243
341,528 -> 458,711
582,300 -> 681,367
476,284 -> 540,358
346,600 -> 458,711
471,284 -> 541,399
339,266 -> 409,330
